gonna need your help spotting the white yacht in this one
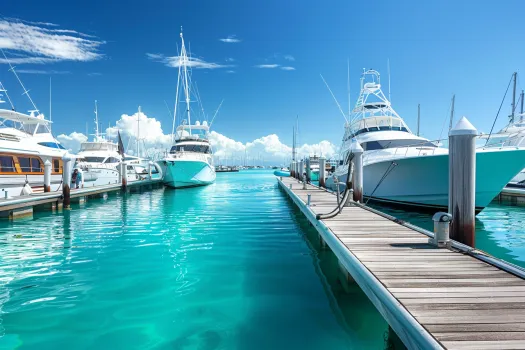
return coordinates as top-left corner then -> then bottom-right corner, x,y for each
158,30 -> 216,188
75,101 -> 121,187
328,69 -> 525,212
0,77 -> 67,196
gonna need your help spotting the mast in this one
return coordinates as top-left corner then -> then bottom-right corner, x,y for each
511,72 -> 517,123
347,59 -> 351,118
94,100 -> 100,140
417,104 -> 420,136
180,28 -> 192,135
137,106 -> 141,158
521,90 -> 524,115
49,77 -> 52,130
387,59 -> 392,103
449,94 -> 455,131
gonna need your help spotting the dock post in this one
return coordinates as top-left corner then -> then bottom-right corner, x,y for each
290,161 -> 295,178
298,160 -> 304,182
449,116 -> 477,247
62,154 -> 73,209
352,140 -> 364,202
148,162 -> 153,180
319,157 -> 326,188
44,160 -> 51,192
305,157 -> 311,183
120,162 -> 127,191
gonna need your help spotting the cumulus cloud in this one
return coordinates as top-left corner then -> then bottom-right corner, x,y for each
57,132 -> 88,152
281,66 -> 295,71
219,35 -> 241,43
147,53 -> 231,69
57,112 -> 337,164
0,17 -> 105,64
17,69 -> 70,74
255,64 -> 280,69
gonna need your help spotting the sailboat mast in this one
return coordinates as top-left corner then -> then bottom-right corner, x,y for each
49,77 -> 52,130
94,100 -> 100,140
137,106 -> 141,158
417,104 -> 420,136
511,72 -> 517,123
180,30 -> 192,135
521,90 -> 524,115
449,94 -> 455,131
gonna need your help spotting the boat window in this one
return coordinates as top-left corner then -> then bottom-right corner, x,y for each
53,159 -> 61,173
361,139 -> 437,151
18,157 -> 42,172
35,124 -> 49,134
104,157 -> 120,164
0,155 -> 16,172
346,126 -> 410,140
84,157 -> 106,163
38,141 -> 66,149
170,145 -> 211,153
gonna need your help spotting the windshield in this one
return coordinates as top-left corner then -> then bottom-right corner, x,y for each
362,139 -> 437,151
170,144 -> 211,153
38,142 -> 66,149
83,157 -> 106,163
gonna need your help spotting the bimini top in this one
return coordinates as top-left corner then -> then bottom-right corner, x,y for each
345,69 -> 411,141
0,109 -> 52,125
174,120 -> 210,141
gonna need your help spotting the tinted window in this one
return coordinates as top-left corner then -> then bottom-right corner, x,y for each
0,156 -> 16,172
31,158 -> 41,172
53,159 -> 60,173
170,145 -> 210,153
38,142 -> 66,149
104,157 -> 120,163
361,139 -> 437,151
84,157 -> 106,163
18,157 -> 31,172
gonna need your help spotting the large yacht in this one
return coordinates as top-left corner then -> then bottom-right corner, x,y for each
0,77 -> 67,196
75,101 -> 121,187
158,30 -> 216,188
328,69 -> 525,213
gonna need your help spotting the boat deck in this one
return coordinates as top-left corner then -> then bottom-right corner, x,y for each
278,176 -> 525,350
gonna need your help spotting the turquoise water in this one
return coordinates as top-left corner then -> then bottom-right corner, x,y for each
0,170 -> 388,350
369,200 -> 525,269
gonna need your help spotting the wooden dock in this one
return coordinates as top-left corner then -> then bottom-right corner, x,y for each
278,176 -> 525,350
0,178 -> 163,219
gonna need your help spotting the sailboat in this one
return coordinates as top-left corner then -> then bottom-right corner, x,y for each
158,29 -> 216,188
328,68 -> 525,213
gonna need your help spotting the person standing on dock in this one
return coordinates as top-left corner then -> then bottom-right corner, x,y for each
71,169 -> 82,189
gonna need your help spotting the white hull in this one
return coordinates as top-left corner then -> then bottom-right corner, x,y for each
159,159 -> 215,188
0,174 -> 63,197
78,167 -> 120,188
329,148 -> 525,212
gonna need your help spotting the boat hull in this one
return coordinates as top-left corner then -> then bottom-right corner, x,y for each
159,159 -> 216,188
330,148 -> 525,212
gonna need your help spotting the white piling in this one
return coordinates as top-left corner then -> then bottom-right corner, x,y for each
448,116 -> 477,247
148,162 -> 153,180
298,160 -> 304,182
351,140 -> 364,202
305,157 -> 311,183
319,157 -> 326,188
43,160 -> 51,192
62,154 -> 73,209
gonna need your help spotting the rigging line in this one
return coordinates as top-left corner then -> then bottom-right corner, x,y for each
485,73 -> 514,145
0,81 -> 15,110
320,74 -> 349,123
438,97 -> 452,142
365,161 -> 398,205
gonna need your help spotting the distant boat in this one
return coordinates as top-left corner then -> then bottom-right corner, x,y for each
158,29 -> 216,188
273,167 -> 290,177
328,68 -> 525,213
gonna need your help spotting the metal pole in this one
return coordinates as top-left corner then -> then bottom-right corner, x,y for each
511,72 -> 517,123
449,116 -> 477,247
291,161 -> 295,178
43,160 -> 51,192
62,154 -> 73,209
417,104 -> 420,136
521,90 -> 524,115
352,141 -> 364,202
305,157 -> 311,183
449,94 -> 455,131
319,157 -> 326,188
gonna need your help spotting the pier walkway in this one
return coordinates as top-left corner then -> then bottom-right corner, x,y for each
278,176 -> 525,350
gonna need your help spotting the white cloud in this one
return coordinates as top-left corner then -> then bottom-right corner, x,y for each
57,132 -> 88,153
219,35 -> 241,43
147,53 -> 231,69
57,111 -> 337,164
226,70 -> 235,74
284,55 -> 295,61
0,17 -> 105,64
281,66 -> 295,71
87,72 -> 102,76
255,64 -> 280,69
17,69 -> 70,74
225,58 -> 235,62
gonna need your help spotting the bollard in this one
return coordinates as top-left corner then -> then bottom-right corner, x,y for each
305,157 -> 311,183
43,160 -> 51,192
307,194 -> 311,206
448,117 -> 477,247
319,157 -> 326,188
120,162 -> 127,190
62,154 -> 74,209
351,140 -> 364,202
298,160 -> 304,182
302,177 -> 307,190
430,212 -> 452,247
290,161 -> 295,178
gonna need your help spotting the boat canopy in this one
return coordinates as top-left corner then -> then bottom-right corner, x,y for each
0,109 -> 51,125
80,141 -> 118,152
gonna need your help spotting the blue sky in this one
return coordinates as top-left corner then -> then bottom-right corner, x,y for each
1,0 -> 525,157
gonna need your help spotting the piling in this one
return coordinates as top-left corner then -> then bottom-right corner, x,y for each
148,162 -> 153,180
319,157 -> 326,188
305,157 -> 311,183
290,161 -> 295,178
448,116 -> 477,247
62,154 -> 73,209
43,160 -> 51,192
298,160 -> 304,182
351,140 -> 364,202
120,162 -> 127,190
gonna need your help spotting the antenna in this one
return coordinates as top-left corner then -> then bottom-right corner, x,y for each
171,62 -> 182,143
417,104 -> 420,136
0,81 -> 15,110
209,99 -> 224,128
387,58 -> 391,103
49,77 -> 52,131
94,100 -> 100,140
511,72 -> 517,123
320,74 -> 349,123
1,50 -> 39,114
347,59 -> 351,117
449,94 -> 455,131
521,90 -> 524,115
137,106 -> 141,158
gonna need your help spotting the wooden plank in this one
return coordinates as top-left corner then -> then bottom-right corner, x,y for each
411,308 -> 525,318
416,314 -> 525,324
406,302 -> 525,310
426,323 -> 525,332
436,332 -> 525,341
441,340 -> 525,349
401,297 -> 525,305
391,287 -> 525,293
396,292 -> 525,298
383,278 -> 525,288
